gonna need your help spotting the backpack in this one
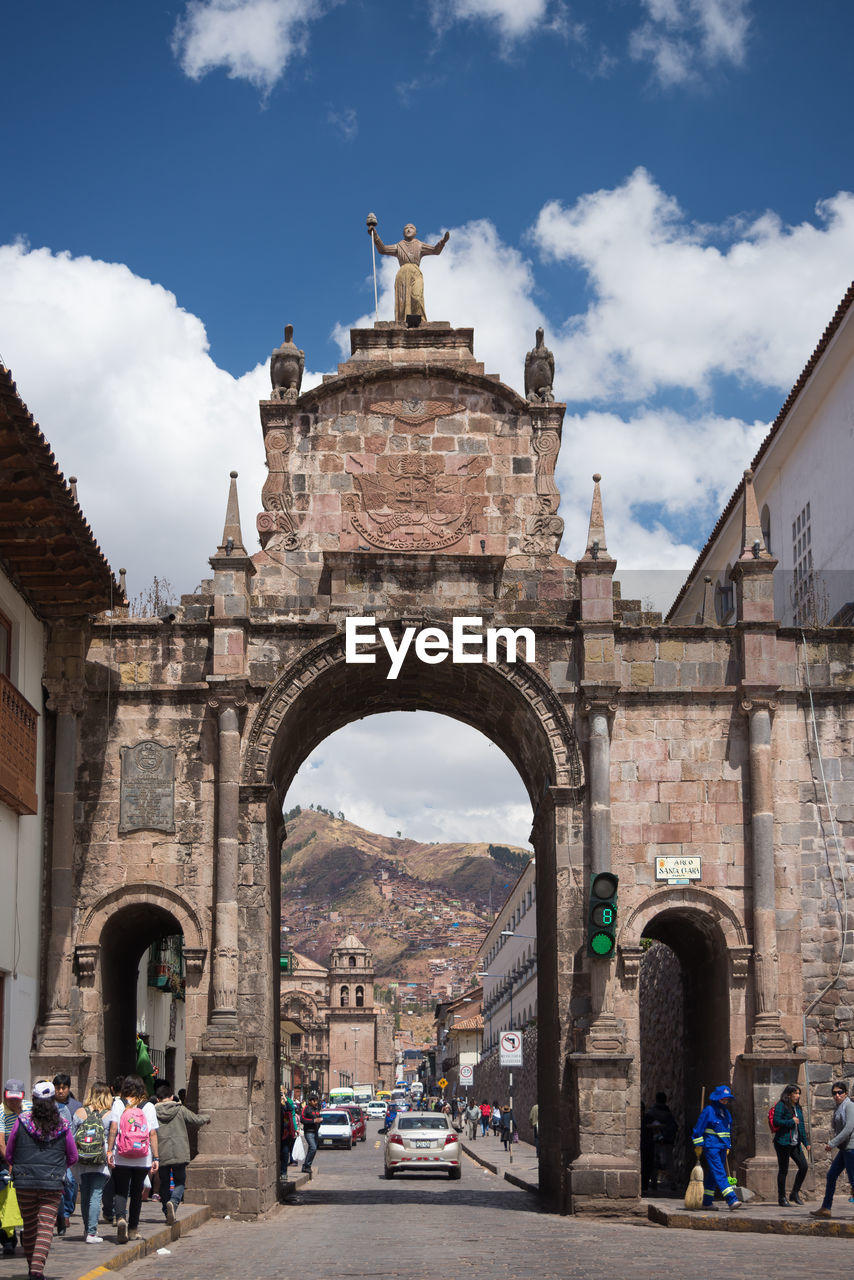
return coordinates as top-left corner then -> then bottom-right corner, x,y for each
75,1107 -> 107,1165
767,1105 -> 780,1135
116,1103 -> 150,1158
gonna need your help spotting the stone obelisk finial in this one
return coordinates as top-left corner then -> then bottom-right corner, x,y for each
216,471 -> 247,558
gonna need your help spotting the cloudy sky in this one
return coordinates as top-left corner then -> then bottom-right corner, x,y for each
3,1 -> 853,846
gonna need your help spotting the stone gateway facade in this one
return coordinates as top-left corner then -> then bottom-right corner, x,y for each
34,319 -> 854,1216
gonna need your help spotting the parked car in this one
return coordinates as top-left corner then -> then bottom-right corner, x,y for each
318,1110 -> 354,1150
341,1104 -> 367,1142
366,1100 -> 387,1121
384,1113 -> 462,1179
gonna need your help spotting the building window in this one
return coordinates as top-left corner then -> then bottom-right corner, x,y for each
716,569 -> 735,623
792,501 -> 813,624
349,955 -> 357,967
760,503 -> 771,553
340,986 -> 350,1007
355,985 -> 364,1007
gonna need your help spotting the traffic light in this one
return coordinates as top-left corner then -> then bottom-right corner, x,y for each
587,872 -> 618,957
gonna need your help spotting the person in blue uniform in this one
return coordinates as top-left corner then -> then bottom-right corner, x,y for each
691,1085 -> 742,1210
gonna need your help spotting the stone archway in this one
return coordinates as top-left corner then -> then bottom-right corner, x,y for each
243,631 -> 585,1206
74,885 -> 208,1093
619,889 -> 751,1190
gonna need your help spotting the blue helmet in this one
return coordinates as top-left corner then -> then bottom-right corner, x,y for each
710,1085 -> 734,1103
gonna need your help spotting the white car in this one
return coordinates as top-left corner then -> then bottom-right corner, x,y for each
384,1113 -> 462,1179
318,1110 -> 354,1150
366,1100 -> 387,1120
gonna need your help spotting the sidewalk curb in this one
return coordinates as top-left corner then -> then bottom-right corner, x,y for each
461,1141 -> 538,1194
73,1204 -> 212,1280
648,1203 -> 854,1237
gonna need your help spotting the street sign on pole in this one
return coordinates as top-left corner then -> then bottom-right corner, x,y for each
499,1031 -> 522,1067
459,1065 -> 473,1085
437,1076 -> 448,1090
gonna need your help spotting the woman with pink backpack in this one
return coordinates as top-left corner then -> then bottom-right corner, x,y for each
106,1075 -> 159,1243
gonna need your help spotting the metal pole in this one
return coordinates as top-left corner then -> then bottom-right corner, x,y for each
509,1069 -> 514,1165
366,212 -> 379,320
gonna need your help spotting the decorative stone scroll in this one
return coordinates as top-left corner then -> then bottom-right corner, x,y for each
119,740 -> 176,833
521,420 -> 564,554
257,428 -> 301,559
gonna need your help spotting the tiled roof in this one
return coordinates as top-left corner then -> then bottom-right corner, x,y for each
666,280 -> 854,621
0,367 -> 120,617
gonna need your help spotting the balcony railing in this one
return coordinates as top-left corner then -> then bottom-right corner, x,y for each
0,674 -> 38,815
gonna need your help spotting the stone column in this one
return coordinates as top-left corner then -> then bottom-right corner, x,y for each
581,695 -> 624,1054
207,693 -> 244,1031
742,695 -> 789,1052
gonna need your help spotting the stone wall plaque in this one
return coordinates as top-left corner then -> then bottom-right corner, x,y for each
119,740 -> 176,833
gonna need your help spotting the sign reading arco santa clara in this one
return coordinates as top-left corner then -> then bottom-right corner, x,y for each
655,855 -> 702,885
119,740 -> 176,833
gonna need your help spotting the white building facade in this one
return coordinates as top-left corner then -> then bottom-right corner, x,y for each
670,282 -> 854,627
477,859 -> 537,1053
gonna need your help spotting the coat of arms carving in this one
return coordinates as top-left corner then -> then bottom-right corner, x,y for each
348,454 -> 488,551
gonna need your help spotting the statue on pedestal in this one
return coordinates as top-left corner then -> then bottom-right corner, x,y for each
524,328 -> 555,403
368,221 -> 449,326
270,324 -> 305,402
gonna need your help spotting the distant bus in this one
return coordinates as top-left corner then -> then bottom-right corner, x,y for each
353,1085 -> 374,1106
376,1089 -> 391,1102
410,1081 -> 424,1099
328,1087 -> 355,1106
391,1087 -> 408,1105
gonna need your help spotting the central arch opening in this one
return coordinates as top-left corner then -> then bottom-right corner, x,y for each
251,642 -> 581,1185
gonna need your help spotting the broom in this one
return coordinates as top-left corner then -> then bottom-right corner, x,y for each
684,1087 -> 705,1209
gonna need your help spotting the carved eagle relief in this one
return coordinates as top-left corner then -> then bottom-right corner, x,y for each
368,399 -> 458,432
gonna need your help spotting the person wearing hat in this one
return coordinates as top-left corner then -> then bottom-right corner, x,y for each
300,1093 -> 322,1178
691,1085 -> 742,1210
1,1079 -> 27,1256
5,1081 -> 79,1280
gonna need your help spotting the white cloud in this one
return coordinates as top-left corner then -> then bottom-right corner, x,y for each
327,105 -> 358,139
0,241 -> 326,600
287,712 -> 533,846
533,168 -> 854,402
172,0 -> 329,93
430,0 -> 556,43
630,0 -> 751,86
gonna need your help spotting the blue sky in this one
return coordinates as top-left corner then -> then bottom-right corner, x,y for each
2,1 -> 853,844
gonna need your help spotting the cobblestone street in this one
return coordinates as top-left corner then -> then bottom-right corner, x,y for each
117,1129 -> 852,1280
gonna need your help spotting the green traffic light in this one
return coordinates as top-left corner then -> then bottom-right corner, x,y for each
590,932 -> 615,956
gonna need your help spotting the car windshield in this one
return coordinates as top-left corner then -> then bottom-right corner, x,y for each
397,1116 -> 450,1131
321,1112 -> 349,1125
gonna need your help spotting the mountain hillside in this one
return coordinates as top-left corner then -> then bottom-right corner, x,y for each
280,806 -> 531,987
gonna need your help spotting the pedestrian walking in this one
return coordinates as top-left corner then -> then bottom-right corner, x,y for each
644,1092 -> 678,1195
491,1101 -> 501,1138
280,1089 -> 297,1175
691,1085 -> 742,1210
465,1101 -> 480,1141
106,1073 -> 160,1243
499,1104 -> 514,1151
478,1101 -> 491,1137
300,1093 -> 322,1178
153,1082 -> 209,1225
529,1102 -> 539,1158
1,1078 -> 26,1257
52,1073 -> 80,1235
72,1080 -> 113,1243
810,1080 -> 854,1219
770,1083 -> 810,1206
4,1080 -> 79,1280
